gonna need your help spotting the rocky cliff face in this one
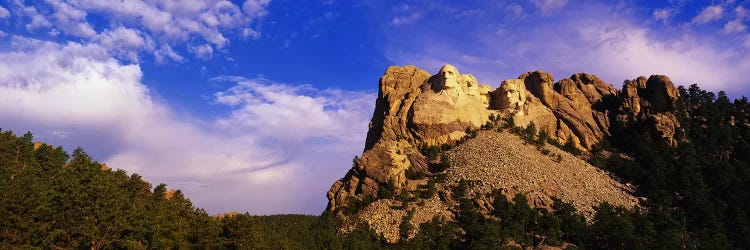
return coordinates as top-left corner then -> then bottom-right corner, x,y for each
326,64 -> 681,239
328,65 -> 495,212
618,75 -> 681,146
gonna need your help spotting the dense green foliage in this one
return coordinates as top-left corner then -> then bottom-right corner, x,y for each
395,190 -> 662,250
486,84 -> 750,249
589,85 -> 750,249
3,83 -> 750,249
0,128 -> 629,249
0,130 -> 222,249
0,129 -> 394,249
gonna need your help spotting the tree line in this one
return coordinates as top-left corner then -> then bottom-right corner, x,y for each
2,84 -> 750,249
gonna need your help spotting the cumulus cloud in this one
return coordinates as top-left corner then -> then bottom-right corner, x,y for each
693,5 -> 724,24
190,44 -> 215,60
154,44 -> 185,64
95,27 -> 147,62
68,0 -> 242,47
243,0 -> 271,18
213,77 -> 374,142
0,37 -> 147,125
97,27 -> 145,49
0,38 -> 374,214
45,0 -> 96,38
18,4 -> 52,31
10,0 -> 271,63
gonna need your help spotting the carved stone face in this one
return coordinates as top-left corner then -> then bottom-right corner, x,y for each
462,74 -> 479,96
497,79 -> 526,110
437,64 -> 460,90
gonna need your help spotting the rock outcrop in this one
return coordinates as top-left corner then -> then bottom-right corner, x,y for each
328,65 -> 496,213
327,64 -> 683,241
514,71 -> 616,149
617,75 -> 681,146
351,130 -> 639,243
363,64 -> 494,150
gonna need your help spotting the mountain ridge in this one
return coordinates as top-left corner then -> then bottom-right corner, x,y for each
327,64 -> 682,241
4,65 -> 750,248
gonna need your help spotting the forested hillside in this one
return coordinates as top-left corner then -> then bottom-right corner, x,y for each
0,130 -> 351,249
1,85 -> 750,249
0,130 -> 218,248
590,84 -> 750,248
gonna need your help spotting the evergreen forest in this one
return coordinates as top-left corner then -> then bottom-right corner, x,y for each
2,84 -> 750,249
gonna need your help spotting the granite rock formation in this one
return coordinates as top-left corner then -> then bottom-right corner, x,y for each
326,64 -> 682,241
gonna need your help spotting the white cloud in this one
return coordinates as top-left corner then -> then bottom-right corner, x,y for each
241,27 -> 261,39
154,44 -> 185,64
724,19 -> 747,33
653,8 -> 675,23
530,0 -> 568,15
10,0 -> 271,63
575,22 -> 750,93
213,77 -> 374,142
96,27 -> 146,62
243,0 -> 271,18
0,37 -> 150,129
0,5 -> 10,18
70,0 -> 254,48
19,4 -> 52,31
381,2 -> 750,96
46,0 -> 96,38
97,27 -> 145,49
693,5 -> 724,24
190,44 -> 214,60
0,38 -> 374,214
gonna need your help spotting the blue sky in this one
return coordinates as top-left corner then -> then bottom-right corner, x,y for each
0,0 -> 749,215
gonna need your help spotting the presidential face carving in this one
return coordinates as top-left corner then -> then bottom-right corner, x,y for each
462,74 -> 479,96
436,64 -> 460,90
497,79 -> 526,110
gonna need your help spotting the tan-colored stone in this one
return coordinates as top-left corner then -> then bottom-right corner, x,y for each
517,70 -> 608,149
617,75 -> 681,146
328,64 -> 492,213
492,79 -> 527,110
327,64 -> 684,242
